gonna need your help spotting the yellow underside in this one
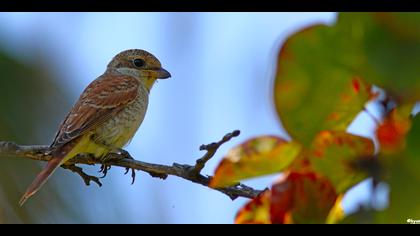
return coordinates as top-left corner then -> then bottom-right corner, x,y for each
61,129 -> 136,164
61,135 -> 104,163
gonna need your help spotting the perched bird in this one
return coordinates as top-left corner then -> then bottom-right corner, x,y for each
19,49 -> 171,206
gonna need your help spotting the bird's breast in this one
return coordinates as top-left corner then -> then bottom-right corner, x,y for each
93,85 -> 149,148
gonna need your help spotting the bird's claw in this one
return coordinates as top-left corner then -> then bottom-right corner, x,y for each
99,164 -> 112,178
124,167 -> 136,185
99,149 -> 136,184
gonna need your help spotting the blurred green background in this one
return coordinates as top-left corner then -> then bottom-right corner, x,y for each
0,50 -> 86,222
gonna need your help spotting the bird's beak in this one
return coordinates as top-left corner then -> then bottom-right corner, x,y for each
154,67 -> 171,79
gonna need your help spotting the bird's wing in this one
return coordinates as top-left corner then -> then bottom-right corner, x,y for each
50,73 -> 140,149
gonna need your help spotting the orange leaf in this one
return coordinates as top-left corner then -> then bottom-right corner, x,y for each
377,108 -> 412,154
235,190 -> 271,224
210,136 -> 301,188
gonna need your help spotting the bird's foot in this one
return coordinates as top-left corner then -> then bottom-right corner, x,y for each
99,148 -> 136,184
103,148 -> 133,161
98,164 -> 112,178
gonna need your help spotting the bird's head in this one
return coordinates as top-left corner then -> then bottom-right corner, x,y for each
107,49 -> 171,90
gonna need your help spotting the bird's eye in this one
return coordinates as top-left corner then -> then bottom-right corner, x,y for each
133,58 -> 145,68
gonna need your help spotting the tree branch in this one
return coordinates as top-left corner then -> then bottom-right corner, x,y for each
0,130 -> 262,200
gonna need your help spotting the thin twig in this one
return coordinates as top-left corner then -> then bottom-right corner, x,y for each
190,130 -> 240,176
62,164 -> 103,187
0,130 -> 262,200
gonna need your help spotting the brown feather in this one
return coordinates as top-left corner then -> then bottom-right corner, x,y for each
19,138 -> 80,206
51,72 -> 140,149
19,157 -> 63,206
20,49 -> 166,205
20,72 -> 139,205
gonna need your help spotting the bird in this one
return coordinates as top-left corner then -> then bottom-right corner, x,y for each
19,49 -> 171,206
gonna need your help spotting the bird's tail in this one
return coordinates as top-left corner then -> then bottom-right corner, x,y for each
19,156 -> 65,206
19,137 -> 82,206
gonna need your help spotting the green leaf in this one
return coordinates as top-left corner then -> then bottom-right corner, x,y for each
405,114 -> 420,169
337,13 -> 420,102
210,136 -> 301,188
339,207 -> 385,224
343,115 -> 420,223
274,13 -> 420,146
383,115 -> 420,223
274,24 -> 373,146
309,131 -> 375,193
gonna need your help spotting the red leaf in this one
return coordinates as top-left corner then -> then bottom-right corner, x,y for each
377,108 -> 412,154
270,172 -> 337,224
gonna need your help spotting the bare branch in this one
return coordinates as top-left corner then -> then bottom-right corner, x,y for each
190,130 -> 240,176
62,164 -> 103,187
0,130 -> 262,200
